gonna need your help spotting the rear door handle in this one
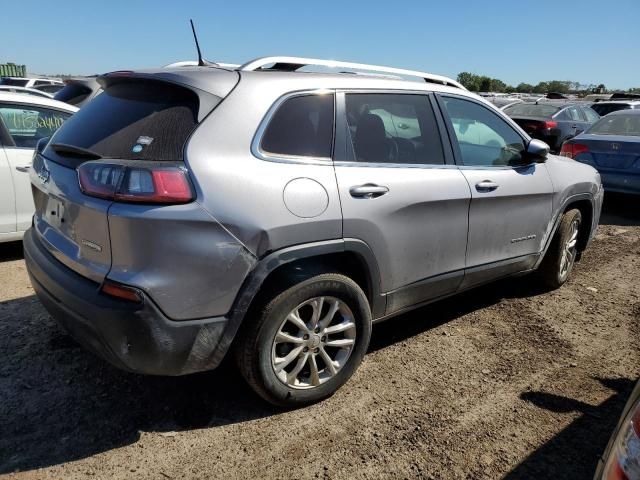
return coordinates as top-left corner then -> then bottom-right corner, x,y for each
15,165 -> 30,172
349,184 -> 389,199
475,180 -> 499,192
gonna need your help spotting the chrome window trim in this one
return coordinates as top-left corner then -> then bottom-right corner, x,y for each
251,89 -> 336,166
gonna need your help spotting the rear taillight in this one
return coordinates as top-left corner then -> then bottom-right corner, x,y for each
601,400 -> 640,480
77,162 -> 193,204
544,120 -> 558,129
560,143 -> 590,159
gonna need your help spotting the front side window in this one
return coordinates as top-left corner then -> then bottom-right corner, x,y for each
0,104 -> 71,148
260,94 -> 334,159
344,93 -> 444,164
441,96 -> 526,167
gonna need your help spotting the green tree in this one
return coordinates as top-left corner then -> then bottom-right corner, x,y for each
456,72 -> 481,91
516,83 -> 535,93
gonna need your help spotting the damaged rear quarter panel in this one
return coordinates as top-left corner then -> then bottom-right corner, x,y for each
107,202 -> 256,320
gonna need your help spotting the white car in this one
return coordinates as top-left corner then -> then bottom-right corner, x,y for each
0,92 -> 77,242
0,77 -> 63,89
0,86 -> 54,99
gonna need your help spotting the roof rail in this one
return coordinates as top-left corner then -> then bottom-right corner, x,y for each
239,56 -> 466,90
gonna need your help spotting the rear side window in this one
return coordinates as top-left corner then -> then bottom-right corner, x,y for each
260,94 -> 334,159
582,107 -> 600,123
345,93 -> 444,165
0,104 -> 72,148
51,80 -> 206,161
566,107 -> 583,122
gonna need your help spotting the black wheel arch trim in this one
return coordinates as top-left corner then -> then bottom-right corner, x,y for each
534,192 -> 597,269
210,238 -> 384,368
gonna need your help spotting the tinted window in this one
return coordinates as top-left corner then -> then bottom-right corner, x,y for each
36,84 -> 64,94
0,104 -> 71,148
51,80 -> 205,161
582,107 -> 600,123
503,103 -> 560,117
261,94 -> 334,158
54,83 -> 94,105
0,78 -> 29,87
588,114 -> 640,136
345,93 -> 444,164
441,96 -> 526,167
591,103 -> 631,116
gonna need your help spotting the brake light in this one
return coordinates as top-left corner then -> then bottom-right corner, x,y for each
560,143 -> 590,159
77,162 -> 194,204
100,280 -> 143,303
544,120 -> 558,129
601,400 -> 640,480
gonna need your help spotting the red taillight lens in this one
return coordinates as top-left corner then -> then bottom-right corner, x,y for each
602,400 -> 640,480
544,120 -> 558,129
100,280 -> 143,303
560,143 -> 589,159
78,162 -> 194,204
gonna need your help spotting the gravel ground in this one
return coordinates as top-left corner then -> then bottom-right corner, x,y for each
0,193 -> 638,480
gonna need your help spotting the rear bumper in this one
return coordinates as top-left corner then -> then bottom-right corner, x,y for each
600,171 -> 640,195
24,228 -> 229,376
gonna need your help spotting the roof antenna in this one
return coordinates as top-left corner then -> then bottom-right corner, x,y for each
190,19 -> 205,66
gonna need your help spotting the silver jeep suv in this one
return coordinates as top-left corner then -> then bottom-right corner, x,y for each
24,57 -> 603,406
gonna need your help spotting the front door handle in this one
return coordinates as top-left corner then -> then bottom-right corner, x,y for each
475,180 -> 499,192
15,165 -> 30,172
349,184 -> 389,199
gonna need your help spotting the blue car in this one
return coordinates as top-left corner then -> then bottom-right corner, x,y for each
561,109 -> 640,194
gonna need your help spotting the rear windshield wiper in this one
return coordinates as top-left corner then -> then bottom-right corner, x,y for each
50,143 -> 102,160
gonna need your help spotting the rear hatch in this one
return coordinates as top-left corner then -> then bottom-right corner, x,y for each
30,68 -> 239,283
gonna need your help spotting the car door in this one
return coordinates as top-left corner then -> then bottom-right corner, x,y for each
333,92 -> 471,315
436,94 -> 554,288
0,103 -> 73,231
0,144 -> 16,234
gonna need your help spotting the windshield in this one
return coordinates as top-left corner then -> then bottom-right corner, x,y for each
503,104 -> 561,117
587,114 -> 640,136
50,80 -> 212,161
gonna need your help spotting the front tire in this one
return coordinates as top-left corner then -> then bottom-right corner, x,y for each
538,209 -> 582,289
235,273 -> 372,407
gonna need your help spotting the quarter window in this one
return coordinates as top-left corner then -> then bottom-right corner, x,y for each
582,107 -> 600,123
0,104 -> 72,148
260,94 -> 334,159
441,96 -> 526,167
344,93 -> 444,164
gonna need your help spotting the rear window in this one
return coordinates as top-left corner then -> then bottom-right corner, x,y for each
0,78 -> 29,87
591,103 -> 631,117
260,94 -> 334,159
51,80 -> 207,161
587,114 -> 640,136
54,83 -> 94,105
503,104 -> 561,117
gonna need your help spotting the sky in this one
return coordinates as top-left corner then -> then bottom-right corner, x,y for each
1,0 -> 638,90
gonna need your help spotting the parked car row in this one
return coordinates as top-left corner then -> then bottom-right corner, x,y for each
0,92 -> 77,242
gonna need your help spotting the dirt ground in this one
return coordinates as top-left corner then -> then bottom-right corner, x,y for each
0,193 -> 638,480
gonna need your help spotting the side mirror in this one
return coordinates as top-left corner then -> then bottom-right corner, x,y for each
527,139 -> 550,163
36,136 -> 50,154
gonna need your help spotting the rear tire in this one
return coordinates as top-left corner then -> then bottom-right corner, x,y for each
537,209 -> 582,289
235,273 -> 371,407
